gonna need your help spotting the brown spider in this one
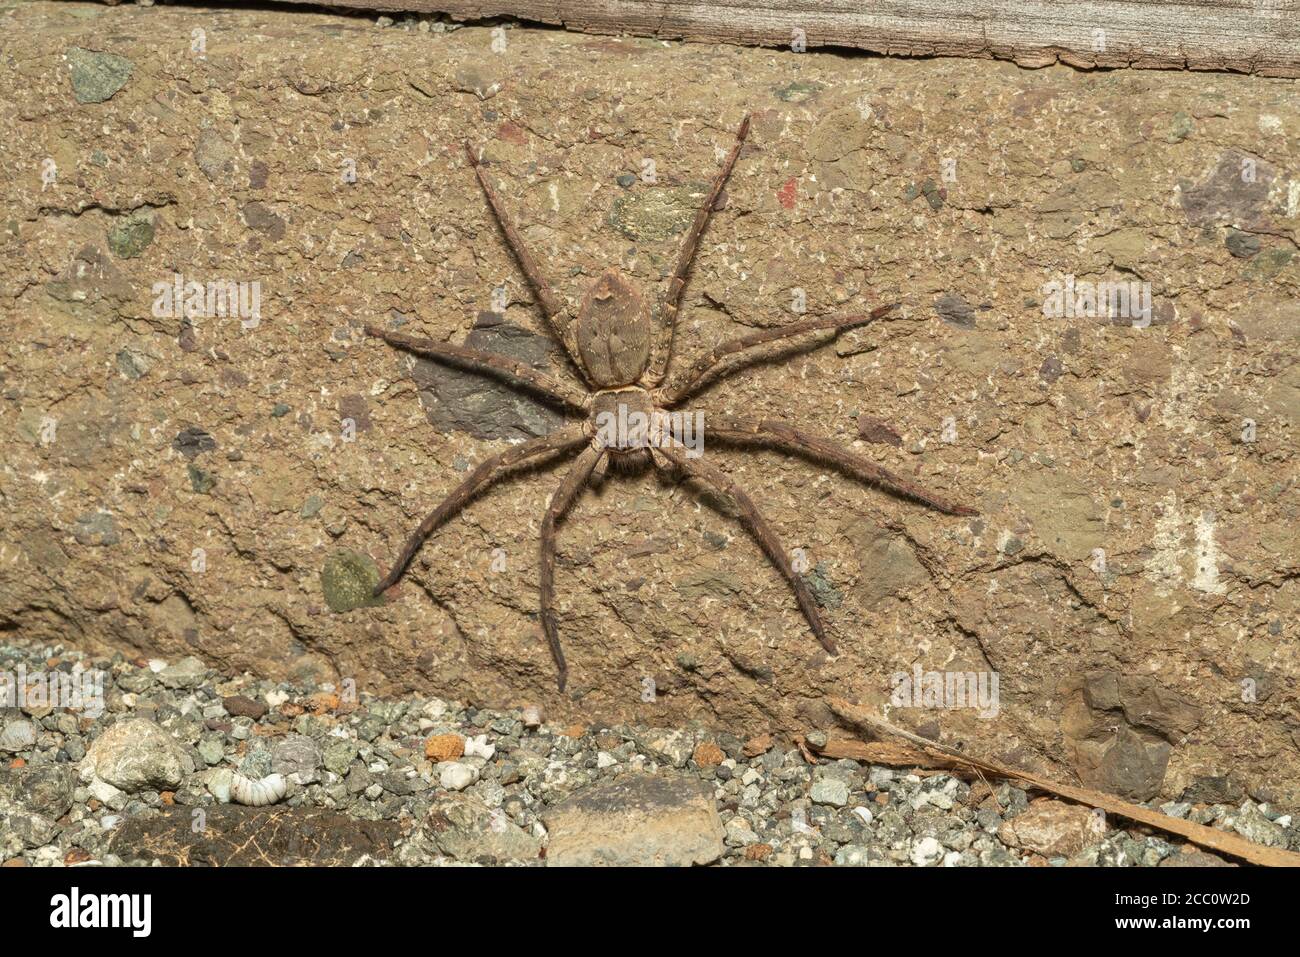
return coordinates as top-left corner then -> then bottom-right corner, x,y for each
365,115 -> 977,690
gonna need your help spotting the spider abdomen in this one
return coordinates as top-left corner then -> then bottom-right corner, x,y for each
575,268 -> 652,388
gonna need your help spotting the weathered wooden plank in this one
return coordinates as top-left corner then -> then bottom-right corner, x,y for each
278,0 -> 1300,78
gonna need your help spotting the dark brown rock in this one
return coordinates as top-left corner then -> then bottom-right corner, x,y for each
241,201 -> 286,240
1092,727 -> 1171,801
222,695 -> 267,720
1179,151 -> 1275,230
1181,775 -> 1245,805
1118,676 -> 1202,742
935,293 -> 976,328
856,414 -> 903,446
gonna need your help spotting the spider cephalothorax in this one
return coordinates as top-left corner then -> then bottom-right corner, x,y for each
364,116 -> 977,690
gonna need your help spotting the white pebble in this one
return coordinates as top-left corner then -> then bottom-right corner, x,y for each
910,837 -> 944,867
440,762 -> 477,791
32,846 -> 64,866
88,778 -> 123,805
852,806 -> 874,826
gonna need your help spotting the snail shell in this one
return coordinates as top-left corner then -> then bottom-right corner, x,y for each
230,771 -> 288,807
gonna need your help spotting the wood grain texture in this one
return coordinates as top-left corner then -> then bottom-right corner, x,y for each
278,0 -> 1300,77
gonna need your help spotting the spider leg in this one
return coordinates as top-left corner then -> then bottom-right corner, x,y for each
709,417 -> 979,516
464,142 -> 587,380
539,444 -> 605,691
644,114 -> 751,387
374,427 -> 588,595
658,304 -> 898,405
655,445 -> 836,656
365,324 -> 588,412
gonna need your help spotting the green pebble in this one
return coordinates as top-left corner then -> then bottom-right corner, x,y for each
320,549 -> 384,613
107,212 -> 154,259
68,47 -> 134,104
804,562 -> 843,609
187,464 -> 216,494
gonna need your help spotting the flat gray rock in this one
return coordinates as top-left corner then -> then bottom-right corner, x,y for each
81,718 -> 193,793
409,312 -> 566,441
542,773 -> 724,867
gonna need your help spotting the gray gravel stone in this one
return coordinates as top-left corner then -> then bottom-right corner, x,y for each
157,657 -> 209,690
0,719 -> 37,753
82,718 -> 193,793
271,734 -> 321,778
421,795 -> 542,863
811,776 -> 850,807
16,764 -> 75,819
197,735 -> 225,766
1230,804 -> 1287,847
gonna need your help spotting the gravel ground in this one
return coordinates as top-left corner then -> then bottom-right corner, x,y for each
1,640 -> 1292,867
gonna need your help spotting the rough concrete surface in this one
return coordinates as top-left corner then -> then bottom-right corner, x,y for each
1,3 -> 1297,807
